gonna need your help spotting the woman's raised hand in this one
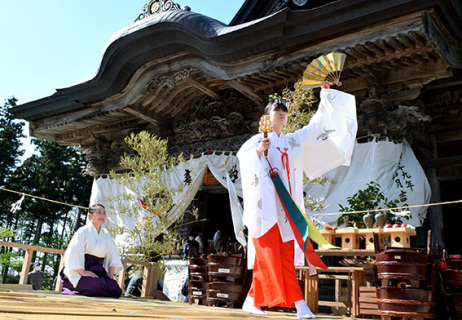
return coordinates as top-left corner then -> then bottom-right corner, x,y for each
321,81 -> 333,89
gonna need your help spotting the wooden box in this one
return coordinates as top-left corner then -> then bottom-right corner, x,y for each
359,286 -> 379,317
206,281 -> 244,306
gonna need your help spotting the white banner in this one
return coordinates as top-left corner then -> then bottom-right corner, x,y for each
304,139 -> 431,227
90,140 -> 431,245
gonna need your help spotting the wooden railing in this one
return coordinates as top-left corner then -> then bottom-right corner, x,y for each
0,240 -> 156,296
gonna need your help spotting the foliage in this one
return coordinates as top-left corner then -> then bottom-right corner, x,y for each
281,80 -> 318,135
337,181 -> 402,227
0,98 -> 25,283
0,227 -> 19,284
0,138 -> 91,283
0,227 -> 16,239
6,140 -> 92,244
0,250 -> 22,272
0,98 -> 25,185
0,98 -> 25,229
0,97 -> 92,285
108,131 -> 197,264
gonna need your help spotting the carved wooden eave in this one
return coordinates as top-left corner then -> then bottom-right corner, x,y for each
10,0 -> 462,175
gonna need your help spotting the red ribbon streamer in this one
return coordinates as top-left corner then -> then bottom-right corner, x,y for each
276,147 -> 292,195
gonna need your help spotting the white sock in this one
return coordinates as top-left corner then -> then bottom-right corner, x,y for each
242,296 -> 268,315
295,299 -> 316,319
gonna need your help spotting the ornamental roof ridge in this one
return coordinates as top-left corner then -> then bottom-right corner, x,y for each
135,0 -> 189,22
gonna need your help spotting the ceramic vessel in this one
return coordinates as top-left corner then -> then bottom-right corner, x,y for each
363,212 -> 375,228
375,211 -> 387,228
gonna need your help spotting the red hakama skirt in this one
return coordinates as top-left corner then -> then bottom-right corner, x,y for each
248,224 -> 304,308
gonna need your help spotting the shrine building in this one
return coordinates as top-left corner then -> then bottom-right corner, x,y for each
10,0 -> 462,253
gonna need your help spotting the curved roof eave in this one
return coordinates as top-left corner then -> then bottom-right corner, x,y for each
57,10 -> 283,100
11,9 -> 285,121
11,0 -> 461,122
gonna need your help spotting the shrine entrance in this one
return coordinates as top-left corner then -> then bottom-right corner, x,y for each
191,179 -> 238,255
427,139 -> 462,254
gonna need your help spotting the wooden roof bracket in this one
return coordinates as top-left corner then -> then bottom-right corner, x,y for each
423,9 -> 462,69
226,80 -> 264,106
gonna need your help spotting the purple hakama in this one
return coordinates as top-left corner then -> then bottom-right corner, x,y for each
61,254 -> 122,298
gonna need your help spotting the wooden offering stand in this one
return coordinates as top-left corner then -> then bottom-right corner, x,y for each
319,226 -> 416,254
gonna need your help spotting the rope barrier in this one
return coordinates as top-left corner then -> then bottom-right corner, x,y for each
0,186 -> 146,218
310,199 -> 462,216
0,187 -> 89,210
0,186 -> 200,225
2,186 -> 462,219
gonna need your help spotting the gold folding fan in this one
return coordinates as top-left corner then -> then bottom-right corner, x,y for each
302,52 -> 346,89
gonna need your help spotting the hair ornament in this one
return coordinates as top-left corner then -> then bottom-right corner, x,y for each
268,93 -> 290,108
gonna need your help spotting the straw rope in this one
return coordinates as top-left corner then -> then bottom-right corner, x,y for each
310,199 -> 462,216
2,186 -> 461,218
0,186 -> 205,228
0,187 -> 89,210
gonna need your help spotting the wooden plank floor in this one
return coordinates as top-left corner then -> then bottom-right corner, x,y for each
0,289 -> 362,320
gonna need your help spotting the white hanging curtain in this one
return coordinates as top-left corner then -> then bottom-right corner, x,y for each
226,169 -> 246,246
161,157 -> 208,227
90,140 -> 430,244
89,177 -> 138,230
90,153 -> 243,243
205,152 -> 242,196
205,153 -> 245,246
304,139 -> 431,227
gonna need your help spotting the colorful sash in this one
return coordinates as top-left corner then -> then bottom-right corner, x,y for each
271,173 -> 339,269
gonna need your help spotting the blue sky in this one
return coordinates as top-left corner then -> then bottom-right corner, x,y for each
0,1 -> 245,159
0,1 -> 245,106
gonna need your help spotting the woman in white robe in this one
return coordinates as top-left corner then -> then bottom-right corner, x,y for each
238,84 -> 357,319
61,204 -> 123,297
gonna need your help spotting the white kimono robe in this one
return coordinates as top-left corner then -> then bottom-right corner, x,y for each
237,88 -> 357,269
63,223 -> 123,287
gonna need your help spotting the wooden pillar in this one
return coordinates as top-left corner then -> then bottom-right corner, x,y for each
304,273 -> 319,313
19,249 -> 33,285
351,269 -> 366,318
141,262 -> 158,297
55,254 -> 65,292
426,134 -> 445,257
118,261 -> 128,293
141,264 -> 151,297
334,278 -> 342,314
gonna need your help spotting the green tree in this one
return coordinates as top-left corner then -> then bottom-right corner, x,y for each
0,98 -> 25,281
2,140 -> 92,287
0,98 -> 25,185
108,131 -> 197,265
0,97 -> 25,229
8,140 -> 92,244
0,227 -> 18,284
1,98 -> 92,286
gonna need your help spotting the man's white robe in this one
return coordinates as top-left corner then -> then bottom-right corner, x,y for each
237,88 -> 357,269
63,223 -> 123,287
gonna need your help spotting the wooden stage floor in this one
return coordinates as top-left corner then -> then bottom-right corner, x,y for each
0,288 -> 362,320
